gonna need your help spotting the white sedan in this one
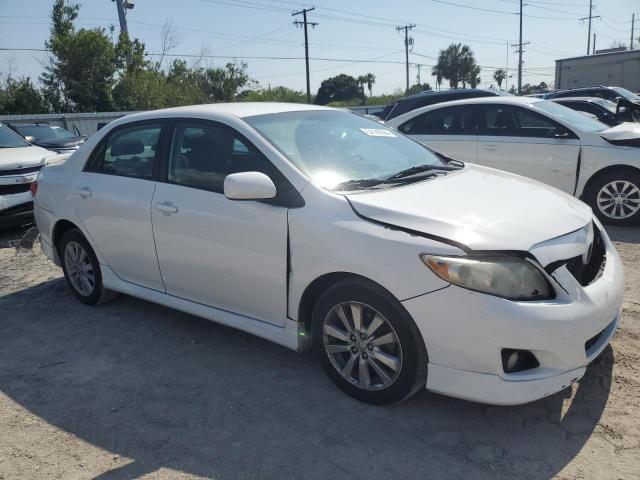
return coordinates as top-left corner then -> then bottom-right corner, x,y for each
34,103 -> 623,405
386,97 -> 640,225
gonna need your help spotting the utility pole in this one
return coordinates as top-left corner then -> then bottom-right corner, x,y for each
396,24 -> 415,94
631,13 -> 635,50
293,7 -> 318,104
517,1 -> 524,95
113,0 -> 134,39
580,1 -> 600,55
593,33 -> 596,54
505,42 -> 509,92
416,64 -> 421,84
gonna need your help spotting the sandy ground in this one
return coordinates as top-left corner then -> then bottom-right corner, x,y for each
0,225 -> 638,480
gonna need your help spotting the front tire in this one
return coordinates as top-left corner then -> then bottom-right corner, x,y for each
585,170 -> 640,226
59,229 -> 117,305
312,278 -> 428,405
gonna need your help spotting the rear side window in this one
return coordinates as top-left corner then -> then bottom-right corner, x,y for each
168,121 -> 276,194
86,123 -> 162,179
399,106 -> 477,135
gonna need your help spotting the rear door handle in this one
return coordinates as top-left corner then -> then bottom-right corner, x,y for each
154,201 -> 178,215
77,187 -> 92,198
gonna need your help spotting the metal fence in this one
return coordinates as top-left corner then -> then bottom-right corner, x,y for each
0,105 -> 387,137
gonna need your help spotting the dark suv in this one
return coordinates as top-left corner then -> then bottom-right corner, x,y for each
8,122 -> 86,154
381,89 -> 509,121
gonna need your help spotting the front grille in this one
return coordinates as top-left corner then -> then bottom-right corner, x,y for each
546,223 -> 606,286
0,183 -> 31,195
0,165 -> 42,176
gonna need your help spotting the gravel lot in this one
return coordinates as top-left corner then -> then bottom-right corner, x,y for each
0,224 -> 638,480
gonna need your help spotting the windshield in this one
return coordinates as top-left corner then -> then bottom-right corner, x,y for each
14,124 -> 75,141
612,87 -> 640,102
591,98 -> 617,113
0,124 -> 30,148
534,100 -> 608,133
246,110 -> 450,191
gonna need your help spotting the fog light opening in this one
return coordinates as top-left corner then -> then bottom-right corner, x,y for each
501,349 -> 539,373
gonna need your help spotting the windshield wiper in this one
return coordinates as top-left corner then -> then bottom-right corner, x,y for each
386,163 -> 459,180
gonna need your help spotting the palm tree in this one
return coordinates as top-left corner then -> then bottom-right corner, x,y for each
432,43 -> 476,89
432,65 -> 443,90
468,65 -> 481,88
493,69 -> 506,90
363,73 -> 375,97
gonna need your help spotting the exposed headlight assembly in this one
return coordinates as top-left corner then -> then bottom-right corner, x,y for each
421,254 -> 553,300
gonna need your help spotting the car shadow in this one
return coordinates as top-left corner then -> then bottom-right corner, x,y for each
604,225 -> 640,244
0,278 -> 614,480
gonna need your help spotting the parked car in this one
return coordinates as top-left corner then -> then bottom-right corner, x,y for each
8,122 -> 87,154
387,97 -> 640,225
380,89 -> 509,121
552,97 -> 622,127
0,123 -> 56,228
547,86 -> 640,122
34,103 -> 623,406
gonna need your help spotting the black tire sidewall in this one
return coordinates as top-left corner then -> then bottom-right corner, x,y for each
585,170 -> 640,226
59,229 -> 104,305
311,278 -> 427,405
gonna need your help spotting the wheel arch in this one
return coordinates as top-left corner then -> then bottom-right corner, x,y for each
297,272 -> 407,336
579,164 -> 640,200
52,219 -> 82,255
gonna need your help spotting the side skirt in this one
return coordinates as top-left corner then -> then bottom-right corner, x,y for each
101,265 -> 303,352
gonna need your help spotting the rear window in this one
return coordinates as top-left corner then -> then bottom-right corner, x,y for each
0,124 -> 30,148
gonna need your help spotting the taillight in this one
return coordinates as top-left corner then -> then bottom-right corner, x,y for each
30,180 -> 38,197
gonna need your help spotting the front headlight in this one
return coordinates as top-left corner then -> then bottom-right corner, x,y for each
421,254 -> 552,300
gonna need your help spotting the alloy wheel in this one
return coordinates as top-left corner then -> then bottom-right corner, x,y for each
596,180 -> 640,220
64,241 -> 96,296
322,301 -> 403,391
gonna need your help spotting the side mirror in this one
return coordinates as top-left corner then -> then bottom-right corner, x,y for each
553,128 -> 572,138
25,135 -> 35,143
224,172 -> 277,201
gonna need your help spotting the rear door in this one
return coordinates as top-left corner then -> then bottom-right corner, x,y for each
395,105 -> 479,163
74,121 -> 166,291
475,104 -> 580,193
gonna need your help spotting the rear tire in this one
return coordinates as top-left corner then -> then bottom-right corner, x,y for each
59,228 -> 117,305
311,278 -> 428,405
584,170 -> 640,226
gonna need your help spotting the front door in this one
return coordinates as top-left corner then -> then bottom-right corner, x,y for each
151,120 -> 289,326
475,104 -> 580,193
73,121 -> 165,291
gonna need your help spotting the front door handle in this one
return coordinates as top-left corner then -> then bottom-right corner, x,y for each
154,201 -> 178,215
77,187 -> 92,198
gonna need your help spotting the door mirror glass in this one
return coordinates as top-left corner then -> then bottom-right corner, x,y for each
24,135 -> 35,143
224,172 -> 276,200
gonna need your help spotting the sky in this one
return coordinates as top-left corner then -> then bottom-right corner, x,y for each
0,0 -> 638,97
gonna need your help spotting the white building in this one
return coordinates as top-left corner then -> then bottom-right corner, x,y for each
555,50 -> 640,92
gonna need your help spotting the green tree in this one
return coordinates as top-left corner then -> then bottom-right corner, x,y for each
243,86 -> 307,103
407,82 -> 432,95
493,69 -> 506,90
357,73 -> 376,97
315,74 -> 364,105
199,62 -> 254,103
41,0 -> 125,112
0,77 -> 46,114
432,43 -> 476,89
467,65 -> 481,88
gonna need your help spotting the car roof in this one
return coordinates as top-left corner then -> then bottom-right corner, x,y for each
552,96 -> 607,103
121,102 -> 334,123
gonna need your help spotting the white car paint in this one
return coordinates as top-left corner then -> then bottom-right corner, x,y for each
0,127 -> 55,217
34,103 -> 624,405
385,96 -> 640,200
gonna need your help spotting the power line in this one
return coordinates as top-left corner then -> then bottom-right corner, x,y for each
580,0 -> 600,54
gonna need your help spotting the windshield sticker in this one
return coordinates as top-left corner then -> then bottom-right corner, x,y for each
360,128 -> 397,138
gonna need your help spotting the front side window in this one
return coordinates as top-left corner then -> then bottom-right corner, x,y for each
399,106 -> 476,135
87,123 -> 161,178
168,122 -> 274,193
246,110 -> 451,191
533,100 -> 607,133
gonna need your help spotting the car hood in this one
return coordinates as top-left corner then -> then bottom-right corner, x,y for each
346,165 -> 592,252
32,136 -> 86,149
599,122 -> 640,141
0,145 -> 54,170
